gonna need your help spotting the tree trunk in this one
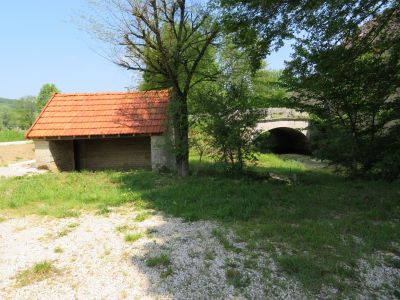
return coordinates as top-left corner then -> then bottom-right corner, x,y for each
170,87 -> 190,177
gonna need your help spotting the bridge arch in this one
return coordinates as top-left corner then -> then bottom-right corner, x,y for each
254,108 -> 311,154
254,127 -> 310,154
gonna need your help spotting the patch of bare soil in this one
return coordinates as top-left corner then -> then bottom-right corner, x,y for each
0,143 -> 34,166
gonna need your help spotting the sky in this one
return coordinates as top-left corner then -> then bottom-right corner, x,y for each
0,1 -> 292,99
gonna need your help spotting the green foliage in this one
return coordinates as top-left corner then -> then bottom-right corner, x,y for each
15,96 -> 38,130
195,82 -> 262,170
0,129 -> 25,142
189,126 -> 214,162
282,9 -> 400,179
193,40 -> 265,170
252,69 -> 288,108
0,98 -> 17,130
220,0 -> 395,68
36,83 -> 59,110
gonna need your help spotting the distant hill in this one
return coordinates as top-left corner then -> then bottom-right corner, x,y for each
0,97 -> 17,109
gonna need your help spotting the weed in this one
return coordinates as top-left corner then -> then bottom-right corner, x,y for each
124,232 -> 144,242
226,268 -> 250,289
54,247 -> 63,253
116,225 -> 130,233
385,256 -> 400,269
145,254 -> 171,267
243,258 -> 257,269
97,205 -> 111,215
204,249 -> 216,261
57,223 -> 78,238
134,211 -> 152,222
160,266 -> 173,278
15,261 -> 58,287
212,228 -> 234,250
57,228 -> 73,238
188,249 -> 200,258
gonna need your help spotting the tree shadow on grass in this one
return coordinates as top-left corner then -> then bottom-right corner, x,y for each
112,161 -> 400,296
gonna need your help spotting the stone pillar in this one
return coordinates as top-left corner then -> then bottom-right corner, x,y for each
151,135 -> 176,172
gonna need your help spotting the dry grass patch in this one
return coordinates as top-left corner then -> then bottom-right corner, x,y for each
15,261 -> 59,287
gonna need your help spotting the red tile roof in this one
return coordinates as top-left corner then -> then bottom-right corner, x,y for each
26,90 -> 170,139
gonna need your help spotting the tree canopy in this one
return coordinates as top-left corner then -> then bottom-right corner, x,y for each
37,83 -> 60,110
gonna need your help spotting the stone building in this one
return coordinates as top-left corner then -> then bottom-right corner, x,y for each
25,90 -> 175,172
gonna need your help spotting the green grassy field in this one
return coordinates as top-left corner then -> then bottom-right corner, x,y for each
0,154 -> 399,296
0,130 -> 25,142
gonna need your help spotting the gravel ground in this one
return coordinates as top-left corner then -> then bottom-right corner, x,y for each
0,142 -> 34,167
1,207 -> 398,299
0,207 -> 304,300
0,160 -> 47,178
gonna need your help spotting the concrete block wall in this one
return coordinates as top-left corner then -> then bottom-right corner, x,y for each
77,137 -> 151,171
34,140 -> 74,171
34,135 -> 175,172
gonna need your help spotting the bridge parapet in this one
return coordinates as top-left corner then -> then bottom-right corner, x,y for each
260,108 -> 309,121
257,108 -> 310,137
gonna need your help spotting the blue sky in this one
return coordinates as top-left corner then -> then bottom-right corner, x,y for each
0,1 -> 292,99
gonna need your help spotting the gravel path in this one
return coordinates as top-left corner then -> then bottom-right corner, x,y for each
0,207 -> 304,300
0,141 -> 32,146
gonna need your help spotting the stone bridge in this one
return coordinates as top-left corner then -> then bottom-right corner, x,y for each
255,108 -> 311,154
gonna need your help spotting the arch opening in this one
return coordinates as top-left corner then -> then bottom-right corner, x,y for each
254,127 -> 310,154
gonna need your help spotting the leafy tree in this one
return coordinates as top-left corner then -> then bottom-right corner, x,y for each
221,0 -> 400,179
37,83 -> 60,110
194,40 -> 264,170
252,69 -> 288,108
88,0 -> 220,176
15,96 -> 38,130
282,8 -> 400,178
220,0 -> 397,69
188,127 -> 214,162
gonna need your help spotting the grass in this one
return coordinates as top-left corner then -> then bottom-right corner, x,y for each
225,268 -> 251,289
145,254 -> 171,267
15,261 -> 58,287
1,153 -> 399,297
134,211 -> 152,222
124,232 -> 144,242
0,129 -> 25,142
54,247 -> 63,253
